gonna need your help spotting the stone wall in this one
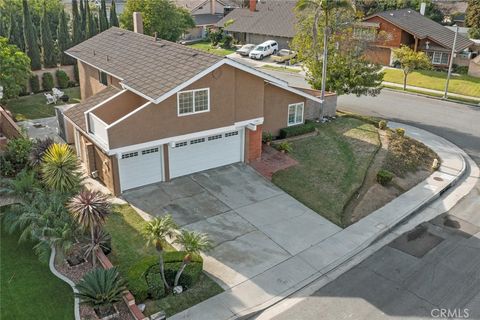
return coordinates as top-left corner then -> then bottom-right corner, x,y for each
28,65 -> 76,93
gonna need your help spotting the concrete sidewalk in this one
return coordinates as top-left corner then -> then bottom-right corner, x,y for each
383,81 -> 480,102
170,123 -> 473,320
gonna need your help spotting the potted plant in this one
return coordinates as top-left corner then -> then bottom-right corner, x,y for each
278,141 -> 293,154
262,132 -> 273,146
75,267 -> 127,320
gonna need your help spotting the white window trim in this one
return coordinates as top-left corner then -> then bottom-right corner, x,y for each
431,51 -> 449,65
177,88 -> 210,116
287,102 -> 304,126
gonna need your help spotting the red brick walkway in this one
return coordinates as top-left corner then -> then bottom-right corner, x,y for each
250,145 -> 298,180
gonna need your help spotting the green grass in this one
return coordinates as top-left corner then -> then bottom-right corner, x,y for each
382,84 -> 480,105
5,87 -> 81,121
383,68 -> 480,98
260,64 -> 301,73
188,41 -> 235,56
104,204 -> 223,317
0,227 -> 74,320
272,117 -> 380,227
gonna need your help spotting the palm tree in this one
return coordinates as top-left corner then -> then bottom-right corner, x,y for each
68,190 -> 111,267
75,267 -> 126,317
0,169 -> 39,202
173,230 -> 212,288
41,143 -> 82,193
142,215 -> 178,290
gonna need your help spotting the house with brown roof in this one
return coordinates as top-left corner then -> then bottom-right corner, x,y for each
217,0 -> 297,49
357,8 -> 475,68
61,23 -> 335,195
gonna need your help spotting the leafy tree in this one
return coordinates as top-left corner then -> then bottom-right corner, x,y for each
41,3 -> 57,68
72,0 -> 83,45
68,190 -> 111,267
109,0 -> 119,27
0,37 -> 30,100
120,0 -> 195,42
293,0 -> 383,96
393,45 -> 431,90
22,0 -> 41,70
75,267 -> 127,316
85,1 -> 98,39
41,143 -> 82,193
8,12 -> 24,51
57,9 -> 72,65
99,0 -> 109,32
466,0 -> 480,38
173,230 -> 212,288
142,215 -> 178,290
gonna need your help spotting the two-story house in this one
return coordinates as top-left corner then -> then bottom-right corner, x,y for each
61,23 -> 336,195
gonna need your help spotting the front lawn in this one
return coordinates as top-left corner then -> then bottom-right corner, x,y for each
5,87 -> 81,121
272,117 -> 380,227
188,41 -> 235,56
0,223 -> 74,320
104,204 -> 223,317
383,68 -> 480,98
261,64 -> 302,73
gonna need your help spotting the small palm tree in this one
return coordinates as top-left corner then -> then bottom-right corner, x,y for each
174,230 -> 212,288
0,169 -> 39,202
41,143 -> 82,193
142,215 -> 178,290
75,267 -> 127,317
68,190 -> 111,267
83,227 -> 111,260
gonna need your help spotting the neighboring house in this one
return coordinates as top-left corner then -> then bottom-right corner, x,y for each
61,25 -> 336,195
357,8 -> 475,68
217,0 -> 296,49
175,0 -> 240,41
469,55 -> 480,77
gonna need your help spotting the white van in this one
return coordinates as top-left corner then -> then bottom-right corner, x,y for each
248,40 -> 279,60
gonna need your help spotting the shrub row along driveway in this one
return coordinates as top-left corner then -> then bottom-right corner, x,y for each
123,164 -> 341,289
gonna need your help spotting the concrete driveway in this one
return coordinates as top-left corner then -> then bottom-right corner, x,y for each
123,163 -> 340,289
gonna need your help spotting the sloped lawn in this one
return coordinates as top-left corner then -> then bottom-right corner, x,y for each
272,117 -> 380,227
0,225 -> 74,320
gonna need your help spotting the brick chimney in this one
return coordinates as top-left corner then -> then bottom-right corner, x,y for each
250,0 -> 256,12
133,12 -> 143,34
211,0 -> 215,15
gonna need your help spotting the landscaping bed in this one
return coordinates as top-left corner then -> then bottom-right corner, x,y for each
188,41 -> 235,57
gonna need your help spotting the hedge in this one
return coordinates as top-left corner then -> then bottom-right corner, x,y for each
29,74 -> 40,93
55,70 -> 70,89
377,169 -> 394,186
42,72 -> 54,91
279,122 -> 316,139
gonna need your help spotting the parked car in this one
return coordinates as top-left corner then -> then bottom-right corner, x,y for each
272,49 -> 297,63
236,44 -> 256,56
249,40 -> 278,60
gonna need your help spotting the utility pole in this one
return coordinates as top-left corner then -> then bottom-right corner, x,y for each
444,25 -> 458,99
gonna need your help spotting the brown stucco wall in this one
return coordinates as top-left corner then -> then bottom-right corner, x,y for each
365,16 -> 408,48
92,90 -> 147,124
78,61 -> 121,100
234,68 -> 264,121
263,84 -> 306,136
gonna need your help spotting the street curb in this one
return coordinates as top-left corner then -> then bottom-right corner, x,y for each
233,128 -> 468,320
49,246 -> 81,320
382,87 -> 480,108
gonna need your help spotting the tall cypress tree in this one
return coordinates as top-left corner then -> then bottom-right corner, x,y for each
0,11 -> 5,38
72,0 -> 83,44
57,9 -> 72,65
99,0 -> 109,32
109,0 -> 119,27
79,0 -> 86,39
41,3 -> 57,68
85,2 -> 97,39
22,0 -> 41,70
9,13 -> 25,51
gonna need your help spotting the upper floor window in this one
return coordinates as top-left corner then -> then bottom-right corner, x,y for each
98,70 -> 108,85
288,102 -> 304,126
177,88 -> 210,116
353,27 -> 376,41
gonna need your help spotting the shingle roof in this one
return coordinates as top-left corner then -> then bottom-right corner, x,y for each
217,1 -> 297,38
65,27 -> 222,101
194,14 -> 224,26
64,86 -> 120,132
368,9 -> 473,52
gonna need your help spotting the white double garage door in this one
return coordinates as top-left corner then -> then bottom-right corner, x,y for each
118,129 -> 244,191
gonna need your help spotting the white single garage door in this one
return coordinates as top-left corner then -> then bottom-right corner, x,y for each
119,146 -> 163,191
169,129 -> 243,178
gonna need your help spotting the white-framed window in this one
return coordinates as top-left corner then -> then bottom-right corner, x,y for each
121,152 -> 138,159
287,102 -> 304,126
225,131 -> 238,137
175,141 -> 187,148
431,51 -> 449,65
142,147 -> 159,155
353,27 -> 376,41
177,88 -> 210,116
190,138 -> 205,145
208,134 -> 222,141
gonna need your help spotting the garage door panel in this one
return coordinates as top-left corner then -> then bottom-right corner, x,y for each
119,147 -> 163,191
169,129 -> 243,178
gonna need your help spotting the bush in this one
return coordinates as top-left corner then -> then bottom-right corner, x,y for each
376,169 -> 394,186
378,120 -> 387,130
68,80 -> 77,88
30,74 -> 40,93
339,112 -> 381,127
262,132 -> 273,144
395,128 -> 405,137
56,70 -> 70,89
221,34 -> 233,49
279,122 -> 316,139
277,141 -> 293,153
42,72 -> 54,91
0,137 -> 33,177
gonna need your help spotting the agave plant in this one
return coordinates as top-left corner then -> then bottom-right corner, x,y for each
75,267 -> 127,316
41,143 -> 82,193
68,190 -> 111,267
29,138 -> 54,167
173,230 -> 212,288
142,215 -> 178,290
